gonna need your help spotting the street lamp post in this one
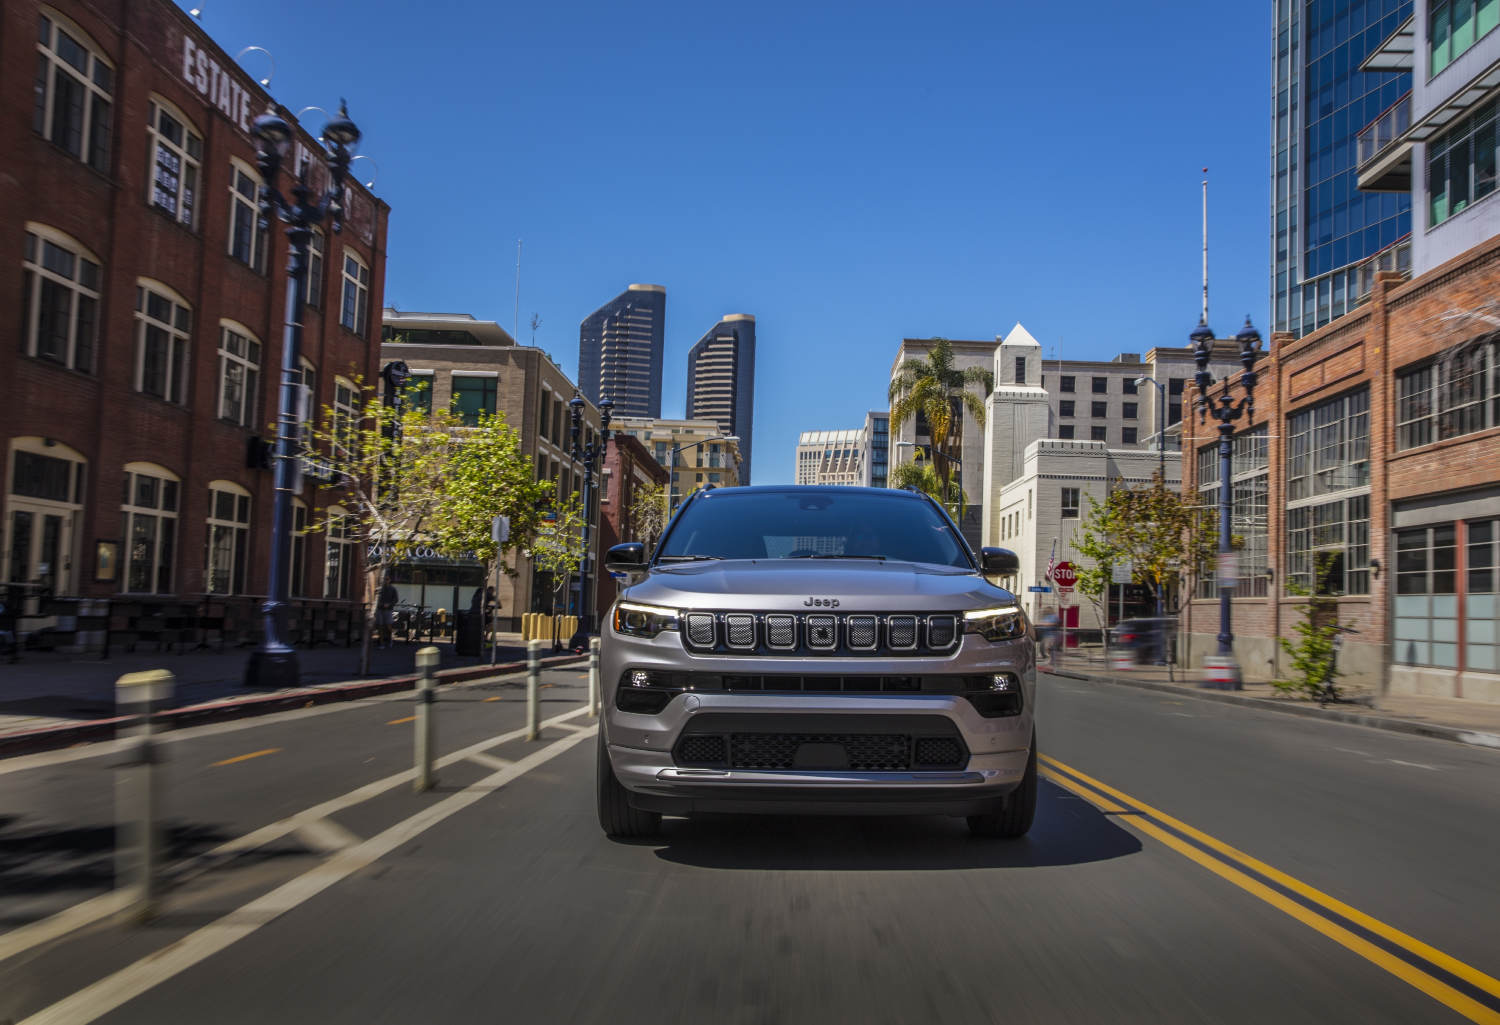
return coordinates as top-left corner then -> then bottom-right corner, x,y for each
668,435 -> 738,513
244,102 -> 361,689
1191,314 -> 1263,688
568,394 -> 613,650
1133,375 -> 1168,619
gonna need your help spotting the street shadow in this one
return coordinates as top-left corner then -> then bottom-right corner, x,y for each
649,779 -> 1142,872
0,696 -> 116,720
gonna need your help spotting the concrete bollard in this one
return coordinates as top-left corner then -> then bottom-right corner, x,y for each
526,638 -> 542,740
588,637 -> 601,718
414,646 -> 440,792
115,669 -> 173,923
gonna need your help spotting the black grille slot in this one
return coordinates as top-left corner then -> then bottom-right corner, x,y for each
926,615 -> 957,648
805,614 -> 837,650
728,733 -> 913,771
685,613 -> 716,648
913,737 -> 963,767
846,615 -> 877,649
724,613 -> 757,649
765,614 -> 797,649
675,735 -> 727,765
887,615 -> 917,649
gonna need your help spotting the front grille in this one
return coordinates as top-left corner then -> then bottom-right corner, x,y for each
672,730 -> 968,771
680,611 -> 964,657
623,670 -> 1024,718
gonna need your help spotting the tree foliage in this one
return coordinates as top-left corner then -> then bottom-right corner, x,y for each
627,481 -> 667,551
1276,554 -> 1347,703
1071,475 -> 1217,616
529,492 -> 585,611
889,458 -> 967,513
888,338 -> 993,519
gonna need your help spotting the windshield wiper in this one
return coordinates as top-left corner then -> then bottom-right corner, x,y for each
656,554 -> 723,563
785,553 -> 887,560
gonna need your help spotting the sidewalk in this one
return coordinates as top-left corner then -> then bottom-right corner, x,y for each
1047,645 -> 1500,749
0,633 -> 582,750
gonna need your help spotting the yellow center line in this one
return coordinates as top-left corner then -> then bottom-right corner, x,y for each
483,696 -> 504,703
386,715 -> 416,725
210,748 -> 281,768
1039,757 -> 1500,1024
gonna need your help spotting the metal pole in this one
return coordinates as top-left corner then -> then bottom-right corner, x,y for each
115,669 -> 173,922
490,554 -> 501,666
526,638 -> 542,740
588,636 -> 601,717
1217,421 -> 1234,659
414,646 -> 438,791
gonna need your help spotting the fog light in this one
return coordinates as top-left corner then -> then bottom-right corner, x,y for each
991,673 -> 1016,692
630,670 -> 651,688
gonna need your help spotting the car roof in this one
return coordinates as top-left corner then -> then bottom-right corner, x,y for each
693,484 -> 926,500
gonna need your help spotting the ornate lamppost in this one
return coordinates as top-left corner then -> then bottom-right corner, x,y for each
244,102 -> 362,689
1191,314 -> 1263,689
567,393 -> 613,650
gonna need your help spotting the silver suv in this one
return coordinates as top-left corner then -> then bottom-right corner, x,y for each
596,485 -> 1037,839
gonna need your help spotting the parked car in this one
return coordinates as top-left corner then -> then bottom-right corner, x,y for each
1111,617 -> 1175,665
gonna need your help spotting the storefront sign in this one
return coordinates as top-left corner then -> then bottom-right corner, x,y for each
180,36 -> 254,135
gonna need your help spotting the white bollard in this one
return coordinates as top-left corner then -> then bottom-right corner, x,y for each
115,669 -> 173,923
588,637 -> 601,718
414,646 -> 440,792
526,638 -> 542,740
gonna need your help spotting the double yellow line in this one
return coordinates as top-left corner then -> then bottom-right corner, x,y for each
1039,754 -> 1500,1025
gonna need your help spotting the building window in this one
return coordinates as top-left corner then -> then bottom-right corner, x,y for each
1060,376 -> 1075,393
451,375 -> 497,426
34,11 -> 112,172
1090,425 -> 1107,441
134,283 -> 191,404
1091,401 -> 1108,418
217,323 -> 261,427
340,252 -> 370,335
228,161 -> 267,270
1014,356 -> 1027,384
1061,487 -> 1080,518
1059,425 -> 1075,440
1123,402 -> 1138,419
324,506 -> 354,599
21,225 -> 99,372
1467,518 -> 1499,671
1169,402 -> 1183,425
1395,524 -> 1460,667
1430,0 -> 1500,76
147,98 -> 200,227
1123,378 -> 1139,395
1286,495 -> 1370,596
1092,377 -> 1108,394
289,500 -> 308,597
1059,400 -> 1075,418
1395,336 -> 1498,449
333,377 -> 359,460
406,371 -> 434,415
121,463 -> 178,593
305,229 -> 324,307
1198,428 -> 1271,598
1123,427 -> 1138,445
1427,99 -> 1499,227
1169,378 -> 1185,396
5,438 -> 87,593
1286,389 -> 1370,501
205,482 -> 251,594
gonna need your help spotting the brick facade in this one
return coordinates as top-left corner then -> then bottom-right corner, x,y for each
594,432 -> 669,616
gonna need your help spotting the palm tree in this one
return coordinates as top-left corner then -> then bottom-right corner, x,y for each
888,337 -> 993,518
889,455 -> 967,513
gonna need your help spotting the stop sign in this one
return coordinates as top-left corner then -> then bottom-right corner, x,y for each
1052,561 -> 1077,590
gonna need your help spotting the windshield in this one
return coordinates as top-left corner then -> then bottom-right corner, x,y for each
656,489 -> 972,568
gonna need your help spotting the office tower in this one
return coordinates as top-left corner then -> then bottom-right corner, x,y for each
686,314 -> 756,483
795,429 -> 864,486
577,284 -> 666,417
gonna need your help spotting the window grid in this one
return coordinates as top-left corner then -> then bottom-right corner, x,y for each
147,99 -> 201,227
1430,0 -> 1500,76
305,229 -> 324,307
218,325 -> 261,426
451,375 -> 497,427
121,467 -> 178,593
324,509 -> 354,599
1060,487 -> 1080,519
341,253 -> 370,335
1395,337 -> 1498,449
1287,389 -> 1370,501
22,228 -> 99,372
206,485 -> 251,595
34,13 -> 112,172
229,163 -> 267,270
134,285 -> 191,404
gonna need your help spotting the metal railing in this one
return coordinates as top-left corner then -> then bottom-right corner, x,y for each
1356,91 -> 1412,168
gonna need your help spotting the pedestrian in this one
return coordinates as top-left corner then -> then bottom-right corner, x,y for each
375,578 -> 399,649
1038,609 -> 1061,669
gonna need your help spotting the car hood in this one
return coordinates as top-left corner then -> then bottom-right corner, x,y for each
621,559 -> 1015,613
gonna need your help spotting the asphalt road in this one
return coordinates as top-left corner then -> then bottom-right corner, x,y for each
4,671 -> 1499,1024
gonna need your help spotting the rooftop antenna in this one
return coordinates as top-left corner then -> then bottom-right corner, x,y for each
1201,167 -> 1210,326
513,239 -> 522,343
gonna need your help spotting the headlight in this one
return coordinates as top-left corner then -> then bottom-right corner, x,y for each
964,605 -> 1027,642
612,601 -> 679,638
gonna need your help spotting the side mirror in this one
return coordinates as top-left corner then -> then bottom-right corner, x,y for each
980,547 -> 1019,576
605,542 -> 646,578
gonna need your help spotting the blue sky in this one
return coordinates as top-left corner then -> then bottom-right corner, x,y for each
187,0 -> 1270,485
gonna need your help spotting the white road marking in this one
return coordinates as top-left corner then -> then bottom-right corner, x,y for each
1383,759 -> 1439,771
19,725 -> 596,1025
0,704 -> 590,965
292,817 -> 361,855
465,752 -> 513,772
1334,747 -> 1370,757
552,720 -> 588,732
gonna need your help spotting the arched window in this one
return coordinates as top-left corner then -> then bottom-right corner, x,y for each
324,505 -> 355,599
217,320 -> 261,426
305,228 -> 325,306
121,462 -> 179,593
5,437 -> 87,594
134,280 -> 191,404
205,481 -> 251,594
333,375 -> 359,460
340,250 -> 370,335
146,96 -> 201,227
34,9 -> 113,172
228,158 -> 266,270
290,498 -> 308,597
22,224 -> 100,372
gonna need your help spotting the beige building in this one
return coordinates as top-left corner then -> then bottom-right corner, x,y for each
795,429 -> 865,486
611,416 -> 741,512
380,309 -> 601,627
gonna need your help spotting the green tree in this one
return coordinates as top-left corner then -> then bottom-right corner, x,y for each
627,480 -> 667,552
1276,554 -> 1347,703
889,456 -> 967,512
529,492 -> 585,646
1071,474 -> 1217,624
888,338 -> 993,520
427,409 -> 552,572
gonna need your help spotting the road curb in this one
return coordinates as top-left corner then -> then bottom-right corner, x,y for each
1051,668 -> 1500,751
0,653 -> 588,758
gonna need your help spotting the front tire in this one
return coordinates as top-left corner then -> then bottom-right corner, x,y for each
967,731 -> 1037,838
596,730 -> 661,838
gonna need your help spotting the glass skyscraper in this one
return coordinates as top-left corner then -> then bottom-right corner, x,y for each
577,284 -> 666,417
1273,0 -> 1414,336
686,315 -> 756,484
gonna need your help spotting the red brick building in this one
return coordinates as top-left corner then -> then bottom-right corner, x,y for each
1,0 -> 389,642
594,432 -> 669,616
1182,237 -> 1500,703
